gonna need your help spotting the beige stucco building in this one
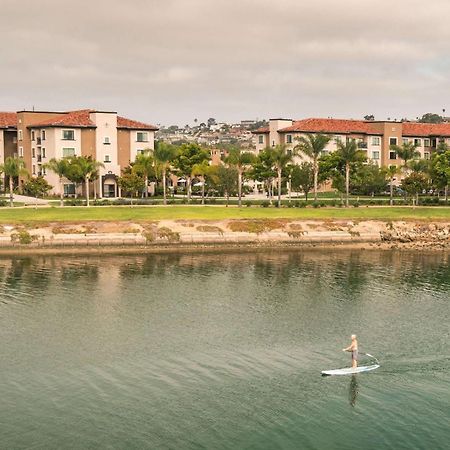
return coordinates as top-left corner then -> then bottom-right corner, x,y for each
4,109 -> 158,197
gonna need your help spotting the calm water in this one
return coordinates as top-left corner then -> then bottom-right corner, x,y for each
0,250 -> 448,449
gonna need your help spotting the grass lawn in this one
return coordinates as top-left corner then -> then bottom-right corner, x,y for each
0,206 -> 450,224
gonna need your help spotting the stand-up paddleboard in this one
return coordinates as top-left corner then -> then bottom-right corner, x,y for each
322,353 -> 380,376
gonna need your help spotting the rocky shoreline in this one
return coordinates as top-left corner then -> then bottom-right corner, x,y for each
0,219 -> 449,254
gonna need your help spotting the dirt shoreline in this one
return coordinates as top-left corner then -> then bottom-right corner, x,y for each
0,218 -> 449,255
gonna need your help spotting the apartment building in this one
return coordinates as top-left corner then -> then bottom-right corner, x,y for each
252,118 -> 450,167
9,109 -> 158,197
0,112 -> 17,165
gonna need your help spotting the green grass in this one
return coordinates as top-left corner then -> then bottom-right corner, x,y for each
0,205 -> 450,224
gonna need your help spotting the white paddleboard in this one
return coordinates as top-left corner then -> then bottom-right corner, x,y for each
321,364 -> 380,376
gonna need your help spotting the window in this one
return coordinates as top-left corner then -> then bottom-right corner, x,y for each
42,130 -> 46,141
335,135 -> 342,143
424,152 -> 430,160
372,151 -> 380,160
104,137 -> 110,144
18,146 -> 24,157
31,130 -> 35,141
258,135 -> 264,144
424,138 -> 430,147
402,138 -> 409,145
62,129 -> 75,140
18,130 -> 23,141
64,184 -> 76,195
389,137 -> 398,146
62,148 -> 75,157
389,150 -> 397,160
104,155 -> 111,163
32,165 -> 36,175
371,136 -> 380,146
42,148 -> 46,158
32,148 -> 36,158
286,134 -> 292,144
137,149 -> 145,155
136,131 -> 148,142
414,138 -> 422,147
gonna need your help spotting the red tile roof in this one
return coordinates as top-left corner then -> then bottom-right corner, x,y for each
28,110 -> 95,128
251,126 -> 270,134
117,116 -> 158,131
279,118 -> 382,135
402,122 -> 450,137
0,112 -> 17,129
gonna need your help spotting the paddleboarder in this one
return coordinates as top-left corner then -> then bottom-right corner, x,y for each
343,334 -> 358,369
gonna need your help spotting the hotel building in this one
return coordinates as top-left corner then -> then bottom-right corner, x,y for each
252,118 -> 450,167
1,109 -> 157,197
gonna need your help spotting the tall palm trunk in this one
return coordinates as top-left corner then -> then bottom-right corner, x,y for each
162,170 -> 167,205
238,170 -> 243,208
445,185 -> 448,204
390,178 -> 394,206
187,176 -> 192,203
85,176 -> 90,207
201,178 -> 205,205
59,176 -> 64,207
9,176 -> 13,207
277,168 -> 282,207
313,158 -> 318,202
345,163 -> 350,208
93,181 -> 97,200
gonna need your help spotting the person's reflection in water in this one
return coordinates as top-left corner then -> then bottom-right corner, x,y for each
349,375 -> 359,407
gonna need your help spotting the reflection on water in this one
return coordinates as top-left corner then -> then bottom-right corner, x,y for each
0,249 -> 449,449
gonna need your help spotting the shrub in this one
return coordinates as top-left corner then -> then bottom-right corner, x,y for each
260,200 -> 270,208
244,201 -> 252,207
0,200 -> 7,207
228,219 -> 284,234
197,225 -> 224,234
157,227 -> 180,242
11,230 -> 37,245
353,202 -> 360,208
311,201 -> 320,208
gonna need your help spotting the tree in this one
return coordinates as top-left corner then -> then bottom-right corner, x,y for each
224,148 -> 255,207
209,165 -> 237,206
118,172 -> 145,204
22,176 -> 53,200
391,142 -> 420,171
133,151 -> 155,198
153,142 -> 178,205
0,156 -> 27,207
385,165 -> 400,206
249,149 -> 276,203
207,117 -> 216,128
401,172 -> 428,206
271,145 -> 294,207
418,113 -> 444,124
351,162 -> 388,197
364,114 -> 375,121
290,162 -> 314,201
336,140 -> 366,207
172,143 -> 210,203
431,149 -> 450,202
295,133 -> 332,201
191,160 -> 211,205
44,158 -> 69,207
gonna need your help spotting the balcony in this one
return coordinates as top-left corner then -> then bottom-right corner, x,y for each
37,155 -> 42,162
36,137 -> 42,145
357,142 -> 368,149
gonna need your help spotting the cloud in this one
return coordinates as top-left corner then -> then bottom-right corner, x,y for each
1,0 -> 450,124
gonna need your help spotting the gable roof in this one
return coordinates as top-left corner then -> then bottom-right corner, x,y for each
251,126 -> 270,134
28,110 -> 96,128
402,122 -> 450,137
279,118 -> 382,135
117,116 -> 158,131
0,112 -> 17,129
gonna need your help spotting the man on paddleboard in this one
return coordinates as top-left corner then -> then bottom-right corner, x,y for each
343,334 -> 358,368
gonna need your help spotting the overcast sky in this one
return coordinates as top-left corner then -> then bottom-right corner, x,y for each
2,0 -> 450,126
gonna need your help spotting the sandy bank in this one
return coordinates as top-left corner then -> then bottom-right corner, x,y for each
0,219 -> 449,254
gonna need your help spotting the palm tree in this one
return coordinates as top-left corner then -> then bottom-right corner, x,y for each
336,140 -> 366,207
271,145 -> 294,207
385,165 -> 399,206
295,134 -> 332,201
44,158 -> 69,207
75,156 -> 104,207
391,142 -> 420,171
0,156 -> 27,207
224,148 -> 255,207
134,151 -> 154,198
191,161 -> 211,205
153,142 -> 178,205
